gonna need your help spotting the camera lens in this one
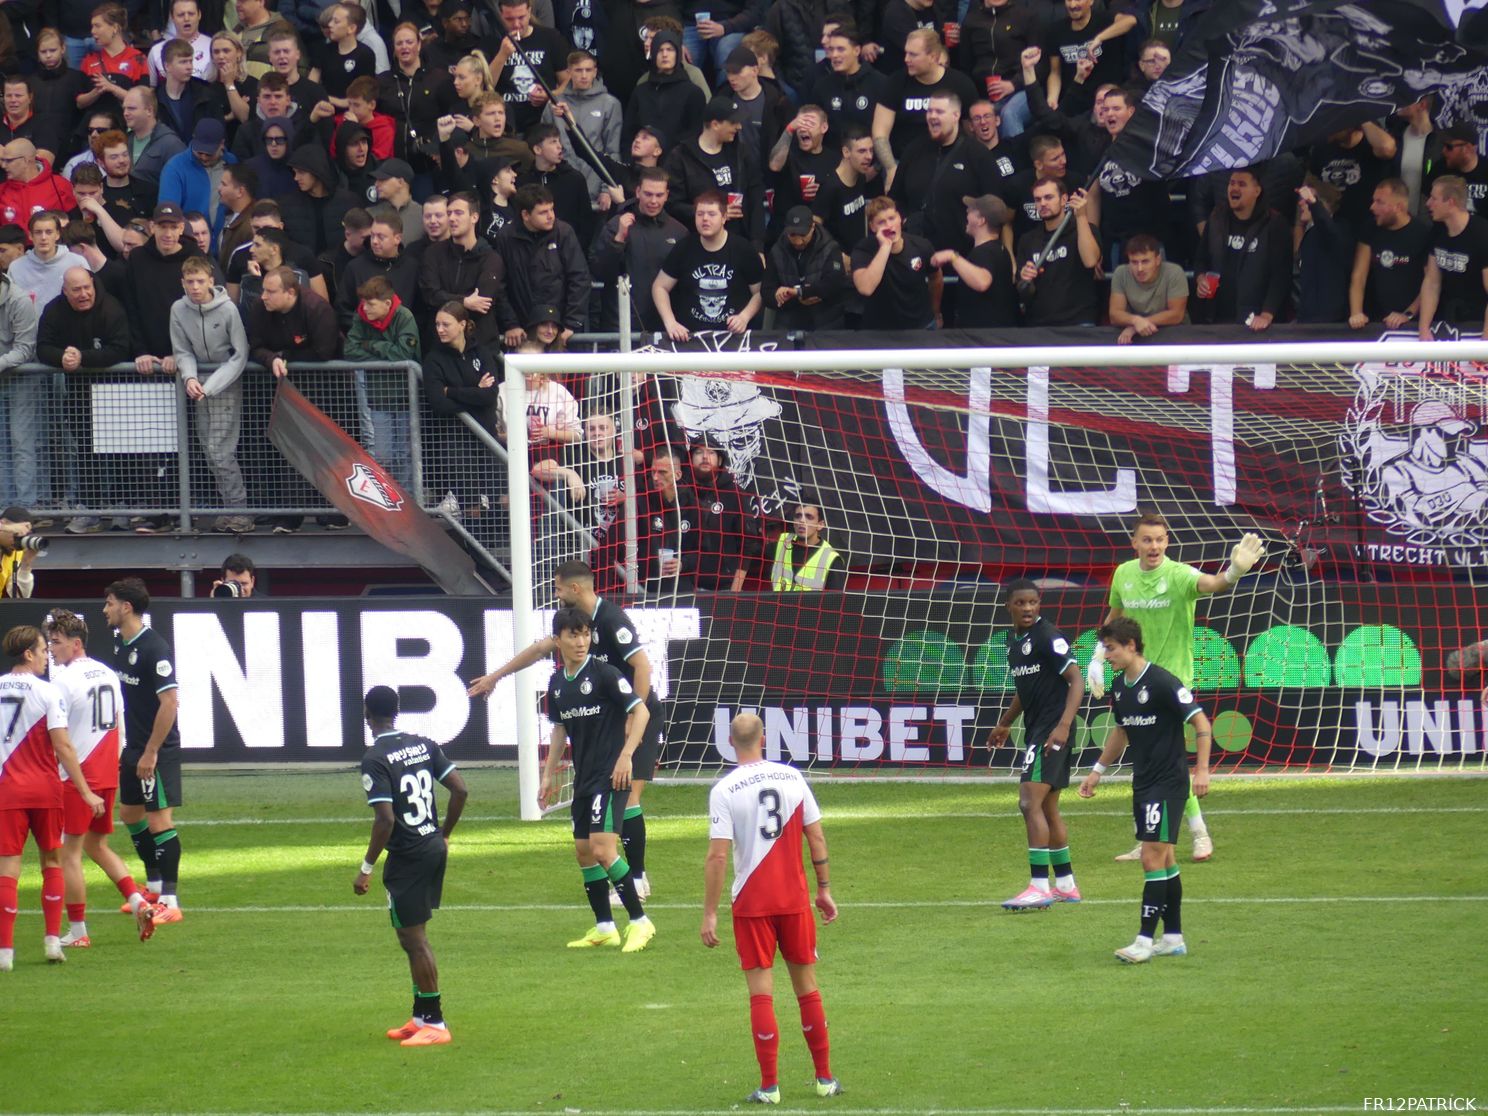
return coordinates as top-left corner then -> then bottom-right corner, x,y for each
20,535 -> 46,554
213,582 -> 241,598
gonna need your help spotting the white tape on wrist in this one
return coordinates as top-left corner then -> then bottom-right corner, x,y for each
1092,762 -> 1108,775
360,860 -> 376,875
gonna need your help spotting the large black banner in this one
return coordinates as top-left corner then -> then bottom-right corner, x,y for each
7,590 -> 1484,770
1106,0 -> 1487,181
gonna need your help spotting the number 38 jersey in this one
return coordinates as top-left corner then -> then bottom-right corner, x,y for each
51,657 -> 124,791
361,731 -> 456,856
709,760 -> 821,918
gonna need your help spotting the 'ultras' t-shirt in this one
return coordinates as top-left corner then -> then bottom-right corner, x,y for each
660,231 -> 764,333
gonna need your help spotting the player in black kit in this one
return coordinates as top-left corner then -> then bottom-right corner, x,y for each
1080,617 -> 1211,964
988,579 -> 1084,911
354,686 -> 468,1047
468,559 -> 667,897
103,578 -> 184,926
540,607 -> 656,953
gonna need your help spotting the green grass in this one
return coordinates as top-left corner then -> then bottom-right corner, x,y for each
3,771 -> 1484,1115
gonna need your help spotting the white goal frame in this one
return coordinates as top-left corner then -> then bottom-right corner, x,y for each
502,339 -> 1488,819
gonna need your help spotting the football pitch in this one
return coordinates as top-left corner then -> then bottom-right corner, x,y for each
4,771 -> 1484,1116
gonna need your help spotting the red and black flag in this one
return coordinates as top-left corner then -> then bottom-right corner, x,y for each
267,380 -> 492,596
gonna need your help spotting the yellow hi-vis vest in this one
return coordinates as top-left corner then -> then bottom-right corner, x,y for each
771,532 -> 841,591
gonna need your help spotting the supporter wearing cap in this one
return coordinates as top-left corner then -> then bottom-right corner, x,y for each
589,165 -> 686,332
475,155 -> 520,240
373,157 -> 424,243
128,201 -> 210,374
158,118 -> 239,252
723,43 -> 790,170
623,28 -> 704,157
663,94 -> 762,244
765,205 -> 848,330
931,194 -> 1020,328
1425,122 -> 1488,216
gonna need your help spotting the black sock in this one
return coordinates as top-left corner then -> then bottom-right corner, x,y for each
621,807 -> 647,876
609,859 -> 646,920
1164,870 -> 1182,935
1140,871 -> 1167,939
153,829 -> 181,897
582,865 -> 613,923
128,821 -> 153,879
415,990 -> 443,1025
411,984 -> 421,1021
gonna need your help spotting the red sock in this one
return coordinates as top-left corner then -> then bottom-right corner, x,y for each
66,902 -> 86,924
42,867 -> 64,937
116,875 -> 140,901
797,989 -> 831,1079
0,876 -> 16,949
749,994 -> 779,1089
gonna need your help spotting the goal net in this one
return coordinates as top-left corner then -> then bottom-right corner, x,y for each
502,334 -> 1488,817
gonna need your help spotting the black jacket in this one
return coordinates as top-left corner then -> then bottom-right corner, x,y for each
516,160 -> 596,247
276,144 -> 357,256
621,30 -> 704,150
589,203 -> 687,330
126,239 -> 207,357
38,289 -> 131,368
417,237 -> 511,346
890,130 -> 1003,252
492,219 -> 593,332
1193,205 -> 1293,324
422,340 -> 500,428
664,135 -> 764,243
246,288 -> 341,367
764,225 -> 849,330
337,251 -> 422,329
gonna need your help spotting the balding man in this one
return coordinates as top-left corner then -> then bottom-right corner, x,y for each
0,141 -> 77,238
701,712 -> 840,1106
37,268 -> 130,533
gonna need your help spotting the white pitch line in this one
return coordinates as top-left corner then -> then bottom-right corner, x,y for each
0,1106 -> 1376,1116
20,896 -> 1484,916
175,804 -> 1488,826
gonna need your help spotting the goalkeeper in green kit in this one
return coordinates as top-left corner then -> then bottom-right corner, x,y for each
1086,514 -> 1266,862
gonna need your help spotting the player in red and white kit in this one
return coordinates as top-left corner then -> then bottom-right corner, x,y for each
0,625 -> 105,971
45,609 -> 157,947
701,713 -> 841,1106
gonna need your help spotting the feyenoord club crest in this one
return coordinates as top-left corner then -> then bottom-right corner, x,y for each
345,462 -> 404,512
1021,640 -> 1032,655
1137,687 -> 1149,704
580,679 -> 592,694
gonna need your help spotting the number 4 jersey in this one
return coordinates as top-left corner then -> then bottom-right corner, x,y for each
361,731 -> 457,856
709,760 -> 822,917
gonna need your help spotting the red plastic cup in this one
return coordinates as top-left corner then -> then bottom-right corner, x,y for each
799,173 -> 816,195
727,191 -> 744,210
985,75 -> 1006,101
1196,271 -> 1220,299
942,20 -> 959,47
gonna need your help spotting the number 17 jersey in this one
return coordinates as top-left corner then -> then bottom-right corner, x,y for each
709,760 -> 821,917
361,731 -> 456,856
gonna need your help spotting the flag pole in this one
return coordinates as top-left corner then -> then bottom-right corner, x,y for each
501,28 -> 622,191
1016,160 -> 1107,303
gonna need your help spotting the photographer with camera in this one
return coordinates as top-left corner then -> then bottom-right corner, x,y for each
0,508 -> 44,599
211,553 -> 257,598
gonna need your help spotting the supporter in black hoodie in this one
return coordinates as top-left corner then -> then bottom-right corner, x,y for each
278,142 -> 357,255
622,29 -> 703,150
334,119 -> 380,204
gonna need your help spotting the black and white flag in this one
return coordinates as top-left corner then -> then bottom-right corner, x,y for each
1107,0 -> 1488,182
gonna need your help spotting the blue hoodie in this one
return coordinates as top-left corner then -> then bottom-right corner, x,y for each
158,147 -> 240,251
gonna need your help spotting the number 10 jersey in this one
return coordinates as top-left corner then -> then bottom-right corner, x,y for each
361,730 -> 457,856
709,760 -> 821,917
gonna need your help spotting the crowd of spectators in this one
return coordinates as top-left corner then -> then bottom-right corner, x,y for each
0,0 -> 1478,543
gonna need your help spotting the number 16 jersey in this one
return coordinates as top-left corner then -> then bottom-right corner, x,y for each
709,760 -> 821,917
361,731 -> 456,856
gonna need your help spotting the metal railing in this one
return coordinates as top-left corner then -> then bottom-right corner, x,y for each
2,360 -> 510,542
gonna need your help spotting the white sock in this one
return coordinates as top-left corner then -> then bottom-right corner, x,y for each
44,934 -> 61,947
1163,932 -> 1184,943
160,895 -> 179,909
1136,934 -> 1153,947
0,947 -> 13,969
427,1020 -> 448,1030
1189,816 -> 1208,838
1056,876 -> 1077,892
1031,877 -> 1051,893
596,920 -> 616,933
68,921 -> 88,937
630,914 -> 651,925
126,893 -> 144,913
147,879 -> 162,893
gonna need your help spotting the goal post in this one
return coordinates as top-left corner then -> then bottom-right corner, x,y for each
504,337 -> 1488,818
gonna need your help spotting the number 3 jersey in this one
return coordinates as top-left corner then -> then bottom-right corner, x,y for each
709,760 -> 821,917
51,657 -> 123,791
0,673 -> 68,810
361,731 -> 457,856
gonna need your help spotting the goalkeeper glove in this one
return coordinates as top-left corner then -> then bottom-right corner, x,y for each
1223,532 -> 1265,584
1086,642 -> 1107,699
